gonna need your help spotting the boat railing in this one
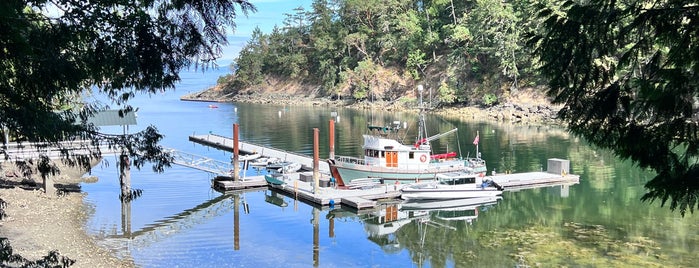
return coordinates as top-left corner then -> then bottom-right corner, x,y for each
464,157 -> 486,166
334,155 -> 366,165
334,155 -> 477,171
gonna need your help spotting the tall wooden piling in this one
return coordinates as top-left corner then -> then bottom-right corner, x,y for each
233,124 -> 240,181
313,128 -> 319,194
329,120 -> 335,160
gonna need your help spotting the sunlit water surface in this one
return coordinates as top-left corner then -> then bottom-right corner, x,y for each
81,68 -> 699,268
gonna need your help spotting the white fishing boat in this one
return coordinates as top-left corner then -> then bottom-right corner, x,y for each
327,86 -> 486,186
400,172 -> 502,200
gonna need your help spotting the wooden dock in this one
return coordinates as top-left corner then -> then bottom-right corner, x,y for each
189,134 -> 330,172
212,176 -> 268,192
265,172 -> 402,209
489,172 -> 580,191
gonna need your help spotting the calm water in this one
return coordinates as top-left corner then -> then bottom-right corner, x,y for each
81,68 -> 699,267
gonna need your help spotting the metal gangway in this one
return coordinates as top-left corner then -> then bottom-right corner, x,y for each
166,148 -> 233,176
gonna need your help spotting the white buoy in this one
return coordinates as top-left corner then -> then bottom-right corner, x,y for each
278,110 -> 282,118
235,107 -> 238,113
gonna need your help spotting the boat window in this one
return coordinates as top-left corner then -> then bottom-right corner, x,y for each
381,151 -> 385,158
365,149 -> 380,157
409,152 -> 414,159
440,177 -> 476,185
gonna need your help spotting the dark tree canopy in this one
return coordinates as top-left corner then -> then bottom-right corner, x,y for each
532,0 -> 699,215
0,0 -> 255,171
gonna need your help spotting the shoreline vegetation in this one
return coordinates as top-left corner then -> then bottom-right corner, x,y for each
180,84 -> 563,126
0,87 -> 562,267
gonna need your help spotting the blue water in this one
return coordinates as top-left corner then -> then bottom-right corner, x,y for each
79,67 -> 699,268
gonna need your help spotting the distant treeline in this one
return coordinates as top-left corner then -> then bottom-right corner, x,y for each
218,0 -> 551,105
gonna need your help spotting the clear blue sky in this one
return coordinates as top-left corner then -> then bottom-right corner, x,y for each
220,0 -> 313,65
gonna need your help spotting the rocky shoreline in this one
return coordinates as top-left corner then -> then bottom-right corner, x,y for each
0,160 -> 135,267
181,87 -> 562,125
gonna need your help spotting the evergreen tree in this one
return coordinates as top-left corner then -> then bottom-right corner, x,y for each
1,0 -> 255,172
532,0 -> 699,215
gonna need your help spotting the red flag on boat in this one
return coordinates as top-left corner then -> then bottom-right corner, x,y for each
473,133 -> 479,145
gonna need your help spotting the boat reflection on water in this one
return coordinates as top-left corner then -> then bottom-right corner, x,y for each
327,196 -> 502,251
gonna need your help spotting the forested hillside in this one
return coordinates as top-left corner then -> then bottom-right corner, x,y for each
217,0 -> 545,106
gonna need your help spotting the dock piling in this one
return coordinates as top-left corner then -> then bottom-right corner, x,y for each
313,128 -> 320,194
233,124 -> 240,181
329,120 -> 335,160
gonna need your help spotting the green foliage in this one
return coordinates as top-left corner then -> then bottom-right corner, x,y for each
349,59 -> 380,100
0,0 -> 254,175
437,81 -> 457,105
224,0 -> 542,102
406,50 -> 427,80
532,0 -> 699,215
483,93 -> 498,106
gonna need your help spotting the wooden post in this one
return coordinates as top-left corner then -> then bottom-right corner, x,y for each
313,128 -> 319,194
329,120 -> 335,160
233,124 -> 240,181
119,154 -> 131,199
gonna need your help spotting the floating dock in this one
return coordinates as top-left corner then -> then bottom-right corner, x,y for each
189,134 -> 329,172
212,176 -> 268,191
489,172 -> 579,191
489,158 -> 579,191
267,172 -> 402,209
190,133 -> 581,210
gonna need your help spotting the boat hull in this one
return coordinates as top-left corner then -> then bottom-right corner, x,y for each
330,158 -> 485,184
264,175 -> 285,185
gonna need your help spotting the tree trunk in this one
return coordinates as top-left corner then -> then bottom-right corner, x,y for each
119,154 -> 131,200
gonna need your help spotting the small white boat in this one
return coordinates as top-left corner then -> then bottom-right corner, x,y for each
279,162 -> 302,173
400,172 -> 502,200
250,157 -> 280,167
237,153 -> 261,161
267,161 -> 302,174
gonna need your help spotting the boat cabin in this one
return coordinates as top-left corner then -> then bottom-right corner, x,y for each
362,134 -> 431,169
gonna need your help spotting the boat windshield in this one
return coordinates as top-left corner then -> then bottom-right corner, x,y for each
439,176 -> 476,185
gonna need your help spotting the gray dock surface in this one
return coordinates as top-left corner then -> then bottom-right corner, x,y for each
267,172 -> 402,209
189,134 -> 329,172
489,171 -> 580,190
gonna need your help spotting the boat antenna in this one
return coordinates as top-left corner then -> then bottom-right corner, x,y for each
417,85 -> 427,147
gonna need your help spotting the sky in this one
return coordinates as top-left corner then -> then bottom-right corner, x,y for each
219,0 -> 314,65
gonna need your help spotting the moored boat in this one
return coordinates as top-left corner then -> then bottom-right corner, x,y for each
264,175 -> 285,185
400,172 -> 502,200
267,161 -> 302,174
327,88 -> 486,186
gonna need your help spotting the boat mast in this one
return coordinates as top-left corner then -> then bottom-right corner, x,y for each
417,85 -> 427,148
